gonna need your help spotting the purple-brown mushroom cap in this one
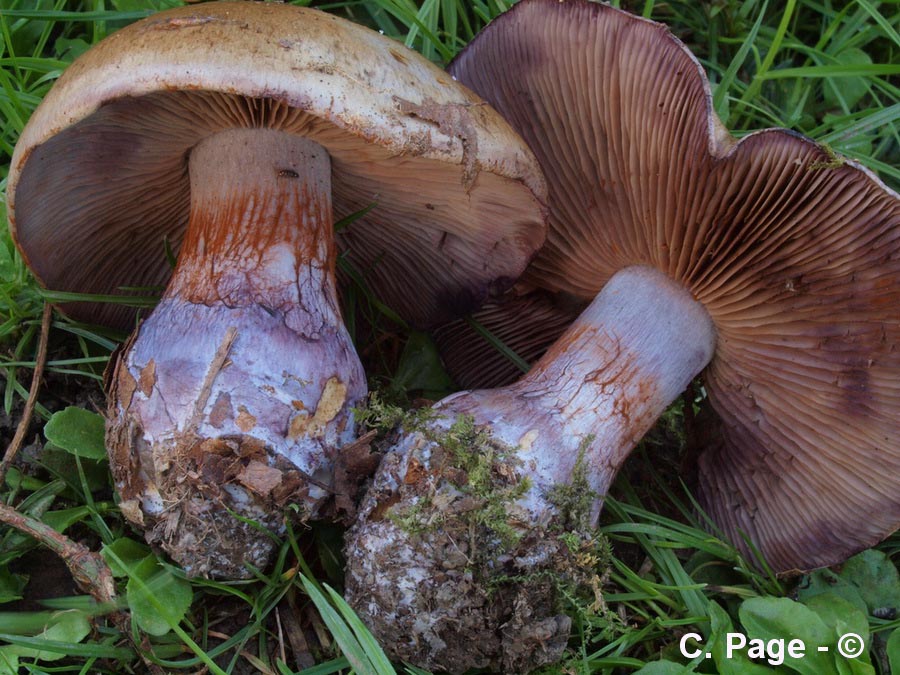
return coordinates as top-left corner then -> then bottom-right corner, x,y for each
447,0 -> 900,573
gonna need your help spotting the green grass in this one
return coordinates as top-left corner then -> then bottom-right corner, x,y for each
0,0 -> 898,673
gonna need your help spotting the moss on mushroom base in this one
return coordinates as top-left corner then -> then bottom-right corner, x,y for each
346,266 -> 715,671
107,129 -> 366,578
345,403 -> 613,673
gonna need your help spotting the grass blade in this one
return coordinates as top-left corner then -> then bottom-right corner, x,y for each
300,574 -> 396,675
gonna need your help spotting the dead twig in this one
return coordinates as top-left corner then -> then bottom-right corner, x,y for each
279,596 -> 315,670
0,500 -> 167,673
0,501 -> 115,603
0,303 -> 52,485
0,304 -> 166,673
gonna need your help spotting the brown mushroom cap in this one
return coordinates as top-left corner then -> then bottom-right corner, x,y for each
8,1 -> 546,331
448,0 -> 900,571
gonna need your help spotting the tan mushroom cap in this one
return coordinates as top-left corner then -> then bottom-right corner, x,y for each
8,1 -> 546,330
448,0 -> 900,571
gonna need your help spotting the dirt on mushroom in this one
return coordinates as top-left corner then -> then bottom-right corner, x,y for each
345,399 -> 619,673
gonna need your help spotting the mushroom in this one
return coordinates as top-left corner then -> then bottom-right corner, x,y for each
344,0 -> 900,670
7,1 -> 546,578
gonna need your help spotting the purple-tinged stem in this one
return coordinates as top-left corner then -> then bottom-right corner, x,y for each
445,265 -> 715,515
108,129 -> 366,579
346,265 -> 715,672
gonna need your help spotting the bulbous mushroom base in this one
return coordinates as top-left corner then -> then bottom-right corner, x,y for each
346,267 -> 717,670
344,416 -> 606,673
108,299 -> 364,578
106,129 -> 366,578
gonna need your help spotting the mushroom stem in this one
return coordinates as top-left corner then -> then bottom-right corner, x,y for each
108,128 -> 366,579
447,265 -> 716,513
169,128 -> 336,311
345,265 -> 716,672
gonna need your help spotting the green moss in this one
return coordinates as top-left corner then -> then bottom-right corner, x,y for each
359,394 -> 532,551
386,495 -> 434,535
808,144 -> 846,171
354,393 -> 437,436
546,436 -> 599,532
437,415 -> 531,545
